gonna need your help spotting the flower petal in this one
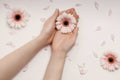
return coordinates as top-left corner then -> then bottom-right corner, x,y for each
56,25 -> 62,30
7,8 -> 30,29
56,12 -> 77,33
56,22 -> 61,25
100,52 -> 120,72
60,27 -> 68,33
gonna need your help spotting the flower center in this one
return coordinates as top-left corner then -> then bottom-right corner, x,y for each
108,57 -> 114,64
15,14 -> 21,21
63,21 -> 69,26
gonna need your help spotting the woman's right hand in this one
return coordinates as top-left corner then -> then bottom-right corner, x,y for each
52,8 -> 79,56
52,27 -> 79,54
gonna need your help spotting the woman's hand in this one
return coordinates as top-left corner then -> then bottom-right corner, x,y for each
52,27 -> 79,55
52,8 -> 79,56
44,8 -> 79,80
0,10 -> 59,80
39,9 -> 59,47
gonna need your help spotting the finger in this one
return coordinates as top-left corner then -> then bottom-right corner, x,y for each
49,30 -> 57,44
74,9 -> 79,19
60,8 -> 69,14
72,10 -> 79,20
69,8 -> 75,14
71,8 -> 75,12
66,8 -> 74,14
68,8 -> 79,22
66,9 -> 71,14
51,9 -> 59,20
60,8 -> 74,14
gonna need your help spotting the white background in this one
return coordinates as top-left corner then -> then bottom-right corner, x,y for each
0,0 -> 120,80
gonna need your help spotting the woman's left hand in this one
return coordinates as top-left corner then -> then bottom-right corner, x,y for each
39,9 -> 59,46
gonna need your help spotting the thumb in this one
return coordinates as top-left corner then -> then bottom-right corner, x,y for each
51,9 -> 59,20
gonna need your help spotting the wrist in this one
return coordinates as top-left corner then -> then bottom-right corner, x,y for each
38,33 -> 51,46
35,35 -> 47,48
52,51 -> 67,59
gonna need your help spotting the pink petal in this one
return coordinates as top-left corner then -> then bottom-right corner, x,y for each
56,25 -> 62,30
94,1 -> 99,10
75,3 -> 82,7
49,0 -> 53,3
3,3 -> 11,10
43,5 -> 50,10
108,9 -> 112,16
61,27 -> 68,33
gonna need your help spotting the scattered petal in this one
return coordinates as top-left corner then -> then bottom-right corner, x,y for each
49,0 -> 53,3
108,9 -> 112,16
8,31 -> 16,35
67,58 -> 72,62
43,5 -> 50,10
78,63 -> 85,68
44,48 -> 48,51
3,3 -> 11,10
22,65 -> 29,72
75,3 -> 82,7
93,51 -> 98,58
6,42 -> 16,48
95,26 -> 101,31
100,41 -> 106,46
94,1 -> 99,10
110,34 -> 115,42
79,68 -> 88,75
78,63 -> 87,75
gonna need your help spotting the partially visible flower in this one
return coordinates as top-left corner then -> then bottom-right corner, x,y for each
56,12 -> 77,33
7,8 -> 30,29
100,52 -> 120,71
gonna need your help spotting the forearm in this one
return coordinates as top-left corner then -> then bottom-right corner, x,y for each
44,51 -> 66,80
0,36 -> 45,80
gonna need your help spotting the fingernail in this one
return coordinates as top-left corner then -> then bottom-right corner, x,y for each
53,9 -> 59,16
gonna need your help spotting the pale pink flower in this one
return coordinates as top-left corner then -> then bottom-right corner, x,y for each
7,8 -> 30,29
56,12 -> 77,33
100,52 -> 120,71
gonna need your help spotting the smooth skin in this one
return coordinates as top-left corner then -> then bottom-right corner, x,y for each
0,9 -> 59,80
0,8 -> 79,80
44,8 -> 79,80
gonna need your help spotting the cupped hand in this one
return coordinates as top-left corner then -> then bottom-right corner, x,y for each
39,9 -> 59,46
52,27 -> 79,54
52,8 -> 79,56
